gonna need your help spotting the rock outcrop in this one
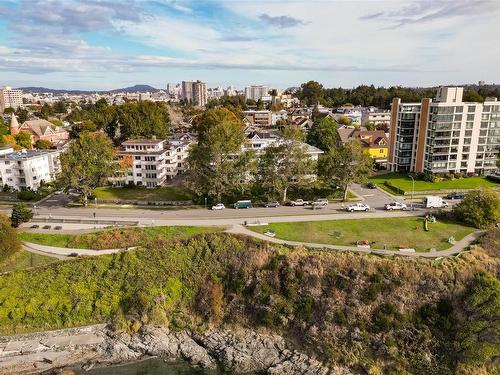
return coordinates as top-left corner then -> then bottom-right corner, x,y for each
1,325 -> 354,375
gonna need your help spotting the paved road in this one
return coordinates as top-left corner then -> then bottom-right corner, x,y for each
0,184 -> 437,224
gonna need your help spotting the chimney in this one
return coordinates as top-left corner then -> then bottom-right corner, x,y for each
10,114 -> 19,135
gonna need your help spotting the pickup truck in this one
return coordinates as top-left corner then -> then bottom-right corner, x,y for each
290,199 -> 309,206
346,203 -> 370,212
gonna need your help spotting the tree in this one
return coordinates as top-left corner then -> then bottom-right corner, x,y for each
338,115 -> 352,126
298,81 -> 325,106
14,131 -> 32,149
38,103 -> 53,119
117,101 -> 170,141
463,90 -> 484,103
255,132 -> 314,202
49,118 -> 64,127
365,121 -> 376,131
53,100 -> 68,114
3,107 -> 15,115
0,117 -> 8,136
57,132 -> 117,206
306,117 -> 338,151
453,189 -> 500,228
187,108 -> 253,201
318,141 -> 373,201
0,214 -> 21,261
34,139 -> 53,149
10,202 -> 33,228
15,108 -> 29,123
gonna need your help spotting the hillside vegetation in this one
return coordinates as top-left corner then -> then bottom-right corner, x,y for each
0,231 -> 498,375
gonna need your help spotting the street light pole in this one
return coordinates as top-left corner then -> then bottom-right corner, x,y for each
408,174 -> 415,211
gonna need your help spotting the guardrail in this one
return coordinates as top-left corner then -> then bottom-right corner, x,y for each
30,217 -> 139,226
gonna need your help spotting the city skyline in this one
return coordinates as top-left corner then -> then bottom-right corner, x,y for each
1,0 -> 500,90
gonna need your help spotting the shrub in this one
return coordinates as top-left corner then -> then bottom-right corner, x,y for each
0,214 -> 21,262
10,202 -> 33,227
17,190 -> 37,201
453,189 -> 500,228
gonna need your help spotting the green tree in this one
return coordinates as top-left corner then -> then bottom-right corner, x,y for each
3,107 -> 15,115
318,140 -> 373,200
57,132 -> 117,206
0,214 -> 21,261
187,108 -> 253,201
15,108 -> 29,123
365,121 -> 376,131
298,81 -> 325,106
463,90 -> 484,103
53,100 -> 68,114
14,131 -> 32,149
49,118 -> 64,127
0,117 -> 8,136
34,139 -> 53,149
38,103 -> 53,119
453,189 -> 500,228
117,101 -> 170,141
338,115 -> 352,126
306,117 -> 338,151
255,132 -> 314,202
10,202 -> 33,228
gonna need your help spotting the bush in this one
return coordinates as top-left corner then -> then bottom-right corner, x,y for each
0,214 -> 21,262
453,189 -> 500,228
10,202 -> 33,227
17,190 -> 37,201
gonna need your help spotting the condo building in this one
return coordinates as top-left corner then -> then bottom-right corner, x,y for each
388,87 -> 499,174
0,146 -> 62,191
181,80 -> 207,106
245,85 -> 269,101
0,86 -> 23,113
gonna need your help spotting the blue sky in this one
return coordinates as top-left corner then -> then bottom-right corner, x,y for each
0,0 -> 499,90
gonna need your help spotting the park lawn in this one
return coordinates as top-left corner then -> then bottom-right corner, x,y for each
0,250 -> 59,273
369,173 -> 499,193
18,225 -> 222,250
249,217 -> 475,252
92,186 -> 194,201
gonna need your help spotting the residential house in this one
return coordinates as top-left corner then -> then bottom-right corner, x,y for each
11,116 -> 69,146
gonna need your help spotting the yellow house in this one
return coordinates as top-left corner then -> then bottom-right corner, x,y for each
337,128 -> 389,167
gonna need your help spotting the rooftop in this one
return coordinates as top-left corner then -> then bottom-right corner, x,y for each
0,149 -> 58,161
122,139 -> 164,145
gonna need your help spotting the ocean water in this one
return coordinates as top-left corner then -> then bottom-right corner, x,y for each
75,358 -> 242,375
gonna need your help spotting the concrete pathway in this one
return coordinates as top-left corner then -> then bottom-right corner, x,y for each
22,226 -> 484,260
226,225 -> 485,259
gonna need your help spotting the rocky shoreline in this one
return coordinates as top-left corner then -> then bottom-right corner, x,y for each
0,325 -> 354,375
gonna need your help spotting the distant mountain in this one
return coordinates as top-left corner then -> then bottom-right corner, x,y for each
17,84 -> 161,95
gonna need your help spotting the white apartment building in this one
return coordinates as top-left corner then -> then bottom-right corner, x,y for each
245,85 -> 269,101
272,110 -> 288,125
244,129 -> 323,161
362,110 -> 391,126
182,80 -> 207,106
0,147 -> 61,191
0,86 -> 23,113
388,87 -> 500,174
115,137 -> 195,188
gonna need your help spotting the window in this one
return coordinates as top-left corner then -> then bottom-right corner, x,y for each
468,106 -> 475,113
379,149 -> 384,153
136,164 -> 141,169
135,156 -> 141,160
136,173 -> 142,177
466,114 -> 475,121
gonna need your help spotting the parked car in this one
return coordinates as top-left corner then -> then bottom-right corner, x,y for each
445,192 -> 464,200
30,224 -> 40,229
211,203 -> 225,210
290,199 -> 309,206
265,201 -> 280,208
312,198 -> 329,209
233,200 -> 252,209
385,202 -> 407,211
367,182 -> 377,189
346,203 -> 370,212
54,226 -> 63,230
42,225 -> 51,229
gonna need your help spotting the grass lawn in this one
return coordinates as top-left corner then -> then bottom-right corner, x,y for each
370,173 -> 500,194
18,225 -> 222,250
92,186 -> 194,201
0,250 -> 59,273
249,217 -> 476,252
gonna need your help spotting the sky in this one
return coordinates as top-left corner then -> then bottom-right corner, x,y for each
0,0 -> 499,90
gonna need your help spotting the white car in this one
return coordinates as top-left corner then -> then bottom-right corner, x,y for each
211,203 -> 225,210
385,202 -> 407,211
346,203 -> 370,212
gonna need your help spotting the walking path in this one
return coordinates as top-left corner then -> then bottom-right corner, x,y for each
22,226 -> 484,260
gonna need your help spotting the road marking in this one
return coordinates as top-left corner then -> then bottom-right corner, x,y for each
362,194 -> 374,197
